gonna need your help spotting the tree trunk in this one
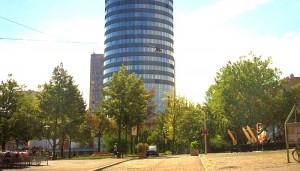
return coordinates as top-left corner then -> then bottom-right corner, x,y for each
172,115 -> 176,154
60,138 -> 64,158
68,138 -> 71,159
98,132 -> 101,152
1,142 -> 6,151
118,109 -> 122,146
52,138 -> 57,160
125,124 -> 128,153
15,139 -> 19,149
118,121 -> 121,145
135,125 -> 140,154
130,134 -> 133,154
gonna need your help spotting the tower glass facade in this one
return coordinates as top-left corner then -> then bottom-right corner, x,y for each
104,0 -> 175,113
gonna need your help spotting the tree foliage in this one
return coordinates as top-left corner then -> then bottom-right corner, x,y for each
10,90 -> 41,143
157,95 -> 203,154
100,66 -> 149,151
0,74 -> 23,150
205,53 -> 288,145
38,63 -> 86,159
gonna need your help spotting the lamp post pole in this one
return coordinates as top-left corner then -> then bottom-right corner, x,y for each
204,109 -> 207,155
163,127 -> 169,154
44,125 -> 50,165
163,127 -> 166,153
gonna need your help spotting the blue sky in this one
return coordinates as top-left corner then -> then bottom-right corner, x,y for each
1,0 -> 300,104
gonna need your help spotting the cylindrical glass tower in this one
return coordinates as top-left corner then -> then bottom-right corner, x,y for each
104,0 -> 175,113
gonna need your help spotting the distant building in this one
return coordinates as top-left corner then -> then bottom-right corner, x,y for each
283,74 -> 300,90
89,54 -> 105,112
103,0 -> 175,113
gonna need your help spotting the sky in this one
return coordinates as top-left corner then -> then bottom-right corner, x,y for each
1,0 -> 300,105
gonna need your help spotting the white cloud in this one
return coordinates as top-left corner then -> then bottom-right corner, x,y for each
253,33 -> 300,76
189,0 -> 271,26
0,18 -> 105,104
2,0 -> 299,107
174,0 -> 300,104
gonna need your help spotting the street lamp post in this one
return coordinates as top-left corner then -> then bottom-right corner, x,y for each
163,127 -> 169,154
163,127 -> 166,153
203,108 -> 208,155
44,125 -> 50,165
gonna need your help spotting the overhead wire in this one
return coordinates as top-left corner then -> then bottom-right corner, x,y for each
0,16 -> 97,44
1,16 -> 52,36
0,37 -> 96,44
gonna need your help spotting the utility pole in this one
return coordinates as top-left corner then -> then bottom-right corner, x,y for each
204,111 -> 207,154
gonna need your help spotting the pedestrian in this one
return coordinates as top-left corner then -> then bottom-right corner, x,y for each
113,143 -> 118,157
73,150 -> 77,157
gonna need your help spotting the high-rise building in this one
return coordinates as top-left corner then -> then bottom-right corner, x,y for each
89,53 -> 105,112
103,0 -> 175,113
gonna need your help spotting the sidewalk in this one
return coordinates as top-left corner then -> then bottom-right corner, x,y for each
1,157 -> 133,171
199,150 -> 300,171
3,150 -> 298,171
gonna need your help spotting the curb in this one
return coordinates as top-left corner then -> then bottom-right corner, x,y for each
90,158 -> 134,171
198,154 -> 207,171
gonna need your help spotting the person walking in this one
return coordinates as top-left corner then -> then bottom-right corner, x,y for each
113,143 -> 118,158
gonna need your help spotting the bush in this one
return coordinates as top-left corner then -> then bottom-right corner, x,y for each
210,134 -> 231,152
165,150 -> 172,155
103,135 -> 127,153
191,141 -> 199,149
135,143 -> 148,153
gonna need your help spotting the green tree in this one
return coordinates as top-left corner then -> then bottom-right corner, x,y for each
135,87 -> 157,153
0,74 -> 22,150
38,63 -> 86,159
83,109 -> 110,152
146,87 -> 157,116
100,66 -> 149,152
205,52 -> 285,146
156,95 -> 204,154
177,103 -> 203,152
287,83 -> 300,107
160,95 -> 185,153
10,90 -> 41,146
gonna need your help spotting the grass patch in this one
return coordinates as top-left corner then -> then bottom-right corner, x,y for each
67,153 -> 138,160
125,154 -> 138,158
72,154 -> 113,160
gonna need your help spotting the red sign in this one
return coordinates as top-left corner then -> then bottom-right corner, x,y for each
202,129 -> 208,135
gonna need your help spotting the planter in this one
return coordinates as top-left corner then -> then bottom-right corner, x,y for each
190,148 -> 199,156
138,152 -> 146,158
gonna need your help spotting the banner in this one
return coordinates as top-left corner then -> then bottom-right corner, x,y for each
131,126 -> 137,136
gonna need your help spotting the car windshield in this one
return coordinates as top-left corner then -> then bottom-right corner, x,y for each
148,145 -> 157,150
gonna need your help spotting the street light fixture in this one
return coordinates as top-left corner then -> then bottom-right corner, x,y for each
44,125 -> 50,149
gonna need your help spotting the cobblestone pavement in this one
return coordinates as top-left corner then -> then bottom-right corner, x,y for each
103,155 -> 202,171
2,150 -> 299,171
200,150 -> 300,171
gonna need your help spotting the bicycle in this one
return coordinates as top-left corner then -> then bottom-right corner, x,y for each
292,145 -> 300,162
